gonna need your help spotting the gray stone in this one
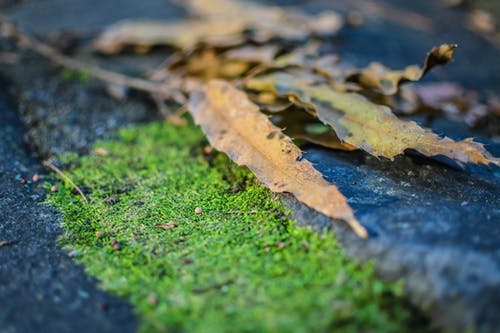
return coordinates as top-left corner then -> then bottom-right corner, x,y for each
1,0 -> 500,332
0,80 -> 137,333
281,139 -> 500,332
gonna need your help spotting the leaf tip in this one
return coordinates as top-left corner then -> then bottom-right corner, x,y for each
347,217 -> 368,239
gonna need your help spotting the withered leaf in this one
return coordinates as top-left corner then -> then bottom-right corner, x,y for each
94,0 -> 342,53
247,71 -> 499,166
189,80 -> 367,238
346,44 -> 457,95
269,110 -> 357,151
171,45 -> 280,80
183,0 -> 343,42
93,19 -> 246,53
222,45 -> 280,65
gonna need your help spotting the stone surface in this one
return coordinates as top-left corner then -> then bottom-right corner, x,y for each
281,139 -> 500,331
1,0 -> 500,332
0,78 -> 137,333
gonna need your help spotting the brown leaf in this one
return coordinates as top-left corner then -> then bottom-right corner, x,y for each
346,44 -> 457,95
170,45 -> 280,80
93,19 -> 246,53
183,0 -> 343,42
94,0 -> 342,53
222,45 -> 280,64
247,71 -> 499,167
189,80 -> 367,238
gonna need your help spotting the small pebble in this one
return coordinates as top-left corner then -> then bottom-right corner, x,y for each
68,250 -> 78,258
95,231 -> 103,239
203,146 -> 213,154
32,174 -> 40,182
194,207 -> 202,215
182,258 -> 193,265
112,242 -> 122,251
277,242 -> 286,249
20,178 -> 27,185
92,147 -> 110,157
50,185 -> 58,192
147,293 -> 158,306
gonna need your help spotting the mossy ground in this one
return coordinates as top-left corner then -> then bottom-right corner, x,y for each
47,122 -> 429,333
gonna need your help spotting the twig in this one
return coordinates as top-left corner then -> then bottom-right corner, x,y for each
42,160 -> 89,204
192,279 -> 234,294
154,96 -> 188,125
0,15 -> 178,100
0,240 -> 16,248
237,63 -> 268,87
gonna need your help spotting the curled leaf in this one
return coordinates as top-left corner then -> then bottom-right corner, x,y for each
346,44 -> 458,95
247,71 -> 498,166
189,80 -> 367,238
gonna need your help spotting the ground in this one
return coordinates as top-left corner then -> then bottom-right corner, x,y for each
0,0 -> 499,332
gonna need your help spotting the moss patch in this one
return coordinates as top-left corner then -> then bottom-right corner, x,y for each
47,122 -> 429,333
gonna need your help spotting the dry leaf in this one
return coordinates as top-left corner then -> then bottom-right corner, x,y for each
222,45 -> 280,65
181,48 -> 250,79
183,0 -> 343,42
93,19 -> 246,53
189,80 -> 367,238
269,110 -> 357,151
247,71 -> 499,166
346,44 -> 457,95
173,45 -> 280,80
94,0 -> 342,53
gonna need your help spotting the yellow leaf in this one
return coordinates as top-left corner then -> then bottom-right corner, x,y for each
247,71 -> 499,166
347,44 -> 458,95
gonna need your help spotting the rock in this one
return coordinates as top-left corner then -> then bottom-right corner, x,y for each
0,79 -> 137,333
1,0 -> 500,331
281,137 -> 500,331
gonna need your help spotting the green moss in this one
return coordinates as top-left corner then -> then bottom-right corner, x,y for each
60,68 -> 92,83
47,122 -> 429,333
